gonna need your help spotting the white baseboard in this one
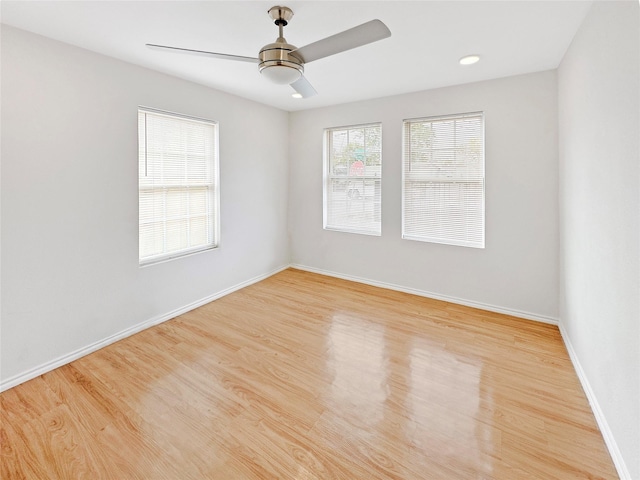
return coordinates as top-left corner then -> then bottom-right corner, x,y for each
0,265 -> 289,393
558,323 -> 630,480
291,264 -> 559,325
3,263 -> 627,477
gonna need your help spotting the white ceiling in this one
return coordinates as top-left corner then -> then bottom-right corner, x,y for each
1,1 -> 592,112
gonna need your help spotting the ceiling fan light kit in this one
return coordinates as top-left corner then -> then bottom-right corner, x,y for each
147,5 -> 391,98
260,62 -> 302,84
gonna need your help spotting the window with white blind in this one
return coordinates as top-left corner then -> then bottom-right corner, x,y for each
324,123 -> 382,235
138,108 -> 219,265
402,112 -> 484,248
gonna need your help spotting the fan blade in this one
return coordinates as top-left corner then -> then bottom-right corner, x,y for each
291,19 -> 391,64
291,75 -> 317,98
146,44 -> 259,63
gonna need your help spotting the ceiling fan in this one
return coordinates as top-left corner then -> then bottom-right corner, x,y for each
147,5 -> 391,99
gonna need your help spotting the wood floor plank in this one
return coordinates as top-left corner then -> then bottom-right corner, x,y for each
0,269 -> 618,479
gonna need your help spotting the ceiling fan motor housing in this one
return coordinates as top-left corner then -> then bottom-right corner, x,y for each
259,41 -> 304,84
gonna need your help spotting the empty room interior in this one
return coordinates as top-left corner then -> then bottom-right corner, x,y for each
1,1 -> 638,479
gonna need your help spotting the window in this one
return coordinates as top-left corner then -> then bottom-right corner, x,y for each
324,123 -> 382,235
402,112 -> 484,248
138,108 -> 219,265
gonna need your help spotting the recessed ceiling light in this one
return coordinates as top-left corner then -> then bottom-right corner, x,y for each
459,55 -> 480,65
291,93 -> 303,99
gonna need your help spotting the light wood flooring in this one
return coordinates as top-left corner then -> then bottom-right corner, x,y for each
1,269 -> 618,479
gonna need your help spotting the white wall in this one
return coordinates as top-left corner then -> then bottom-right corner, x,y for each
3,10 -> 638,475
1,26 -> 290,386
289,71 -> 559,322
558,2 -> 639,478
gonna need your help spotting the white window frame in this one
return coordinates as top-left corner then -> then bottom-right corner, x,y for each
323,122 -> 382,236
138,107 -> 220,266
402,111 -> 485,248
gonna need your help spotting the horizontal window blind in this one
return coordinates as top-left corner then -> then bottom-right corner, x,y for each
138,108 -> 219,265
324,123 -> 382,236
403,112 -> 484,248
